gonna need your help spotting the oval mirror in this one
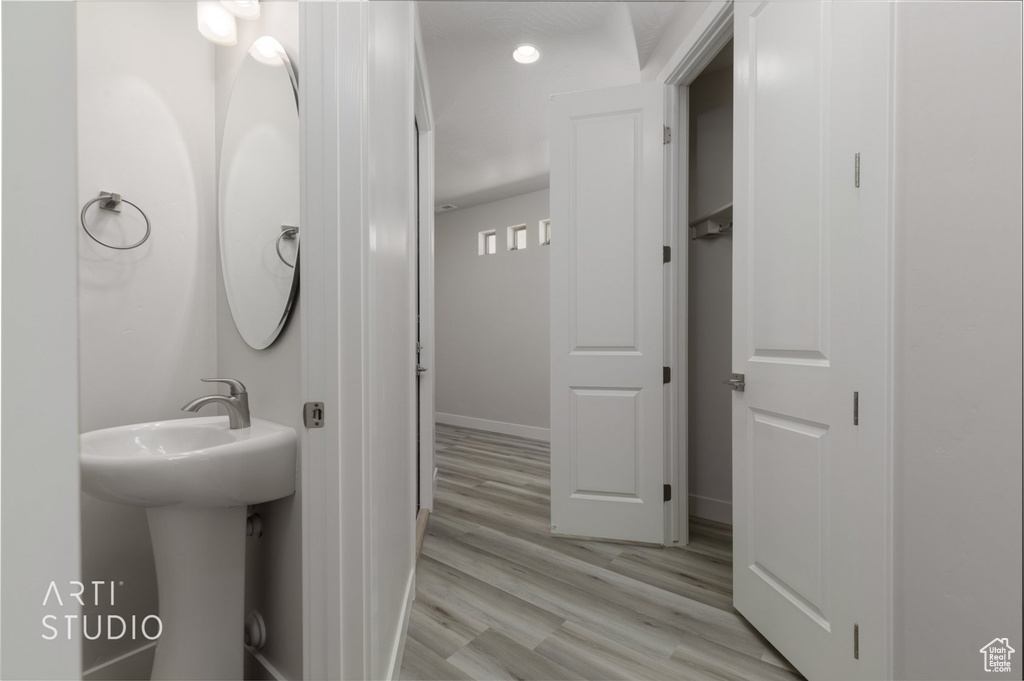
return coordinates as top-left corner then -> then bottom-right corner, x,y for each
219,36 -> 299,350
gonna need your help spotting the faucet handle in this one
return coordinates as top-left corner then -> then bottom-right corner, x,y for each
201,378 -> 247,396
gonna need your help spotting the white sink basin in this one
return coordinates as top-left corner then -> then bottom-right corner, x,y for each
80,415 -> 296,508
80,415 -> 297,679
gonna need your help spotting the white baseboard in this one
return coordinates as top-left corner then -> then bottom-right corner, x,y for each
385,565 -> 416,680
435,412 -> 550,442
689,494 -> 732,525
83,641 -> 157,680
82,640 -> 290,681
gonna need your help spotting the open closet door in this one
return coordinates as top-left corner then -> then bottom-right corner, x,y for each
549,83 -> 666,544
732,2 -> 892,679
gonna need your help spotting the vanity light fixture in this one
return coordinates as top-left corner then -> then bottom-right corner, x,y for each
220,0 -> 260,20
197,1 -> 237,46
249,35 -> 285,67
512,44 -> 541,64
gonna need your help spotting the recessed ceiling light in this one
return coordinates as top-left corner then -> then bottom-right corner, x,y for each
512,44 -> 540,65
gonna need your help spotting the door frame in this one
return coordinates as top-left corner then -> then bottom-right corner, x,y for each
413,4 -> 437,511
301,3 -> 428,677
657,0 -> 735,547
300,3 -> 375,677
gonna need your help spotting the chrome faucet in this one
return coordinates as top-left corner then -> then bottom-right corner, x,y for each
181,378 -> 251,429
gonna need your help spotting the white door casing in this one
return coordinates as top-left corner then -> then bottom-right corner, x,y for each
550,83 -> 667,544
732,2 -> 892,679
414,16 -> 437,511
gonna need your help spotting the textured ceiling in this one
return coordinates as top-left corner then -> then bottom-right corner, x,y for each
421,2 -> 686,209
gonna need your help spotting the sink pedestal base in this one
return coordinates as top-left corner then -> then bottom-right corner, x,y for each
147,506 -> 246,680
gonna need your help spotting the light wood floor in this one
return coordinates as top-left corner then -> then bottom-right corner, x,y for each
400,425 -> 803,681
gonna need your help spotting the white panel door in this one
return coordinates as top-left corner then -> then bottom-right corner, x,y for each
550,83 -> 666,544
733,2 -> 891,679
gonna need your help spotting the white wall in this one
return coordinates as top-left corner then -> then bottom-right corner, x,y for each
686,62 -> 732,525
892,3 -> 1023,679
435,189 -> 551,439
75,3 -> 217,675
1,3 -> 83,678
365,5 -> 418,677
213,5 -> 304,679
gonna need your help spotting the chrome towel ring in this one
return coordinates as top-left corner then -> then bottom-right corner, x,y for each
80,191 -> 151,250
276,225 -> 299,268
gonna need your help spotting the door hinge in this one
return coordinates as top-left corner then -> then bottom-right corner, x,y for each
854,623 -> 860,660
664,484 -> 672,502
853,391 -> 859,425
663,366 -> 671,384
663,125 -> 671,145
854,153 -> 861,188
303,401 -> 325,428
663,245 -> 671,263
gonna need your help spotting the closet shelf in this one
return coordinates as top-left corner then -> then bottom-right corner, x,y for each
689,202 -> 733,240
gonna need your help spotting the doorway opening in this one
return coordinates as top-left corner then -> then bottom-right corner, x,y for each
682,39 -> 735,535
415,2 -> 741,553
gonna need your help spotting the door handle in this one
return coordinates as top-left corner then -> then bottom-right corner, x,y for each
723,373 -> 745,391
416,365 -> 427,375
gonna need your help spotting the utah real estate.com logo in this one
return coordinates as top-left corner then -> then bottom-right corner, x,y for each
980,638 -> 1015,673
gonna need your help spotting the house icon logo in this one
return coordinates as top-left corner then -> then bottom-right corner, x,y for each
980,638 -> 1015,673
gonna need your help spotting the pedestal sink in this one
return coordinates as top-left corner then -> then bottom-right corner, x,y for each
80,415 -> 296,681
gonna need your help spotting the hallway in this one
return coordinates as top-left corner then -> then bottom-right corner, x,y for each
400,425 -> 802,680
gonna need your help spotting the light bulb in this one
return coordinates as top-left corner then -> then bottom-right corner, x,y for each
197,1 -> 237,46
220,0 -> 260,21
512,44 -> 540,64
249,36 -> 285,67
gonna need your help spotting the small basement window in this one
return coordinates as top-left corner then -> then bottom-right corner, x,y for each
478,230 -> 497,255
539,219 -> 551,246
507,224 -> 528,251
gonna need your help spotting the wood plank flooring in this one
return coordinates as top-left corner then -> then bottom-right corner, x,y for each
400,425 -> 803,681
